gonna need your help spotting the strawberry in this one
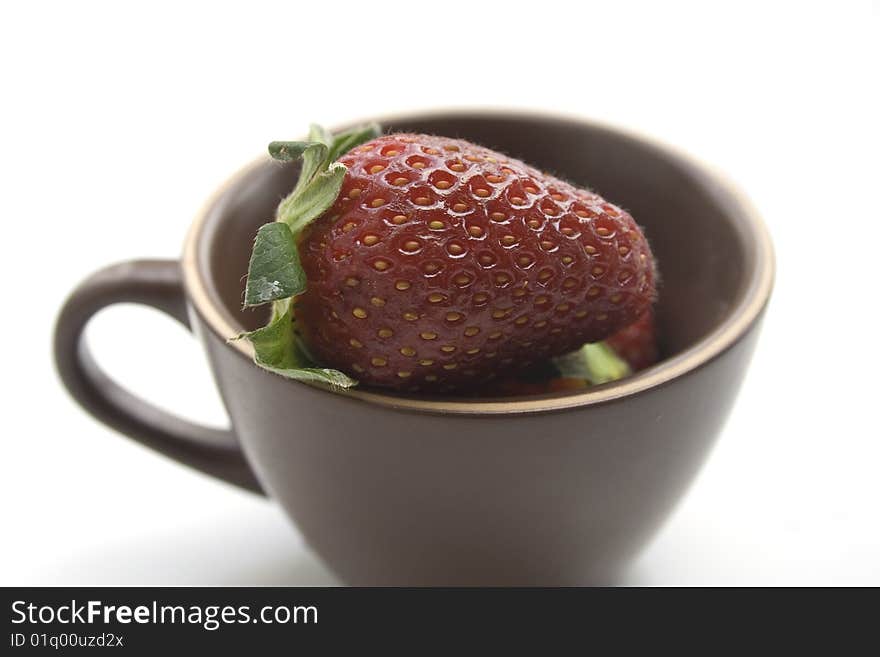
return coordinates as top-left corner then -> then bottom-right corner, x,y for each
604,310 -> 658,372
242,126 -> 656,392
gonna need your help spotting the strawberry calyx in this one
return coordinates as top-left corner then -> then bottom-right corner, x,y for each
235,123 -> 381,388
552,342 -> 632,385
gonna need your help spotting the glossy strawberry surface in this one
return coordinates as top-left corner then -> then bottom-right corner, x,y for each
295,133 -> 656,391
605,310 -> 658,372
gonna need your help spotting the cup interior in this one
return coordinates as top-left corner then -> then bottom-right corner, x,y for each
197,113 -> 765,395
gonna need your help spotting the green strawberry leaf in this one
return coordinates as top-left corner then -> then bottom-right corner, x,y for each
554,342 -> 632,385
267,141 -> 317,162
277,162 -> 346,233
239,305 -> 357,388
294,142 -> 331,194
327,123 -> 382,163
243,222 -> 306,307
308,123 -> 333,147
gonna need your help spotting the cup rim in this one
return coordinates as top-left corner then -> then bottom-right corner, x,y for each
181,110 -> 775,416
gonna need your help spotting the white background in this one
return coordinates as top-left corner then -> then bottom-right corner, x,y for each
2,1 -> 878,585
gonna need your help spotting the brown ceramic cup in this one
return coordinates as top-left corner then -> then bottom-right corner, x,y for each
54,112 -> 774,585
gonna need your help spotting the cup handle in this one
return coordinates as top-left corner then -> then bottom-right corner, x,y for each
53,259 -> 265,495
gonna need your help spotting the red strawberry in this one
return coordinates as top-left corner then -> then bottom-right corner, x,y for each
605,310 -> 658,371
294,133 -> 656,391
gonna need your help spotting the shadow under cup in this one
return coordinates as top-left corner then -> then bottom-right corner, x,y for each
58,112 -> 773,586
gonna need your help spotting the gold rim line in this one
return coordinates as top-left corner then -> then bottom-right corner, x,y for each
181,111 -> 775,416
